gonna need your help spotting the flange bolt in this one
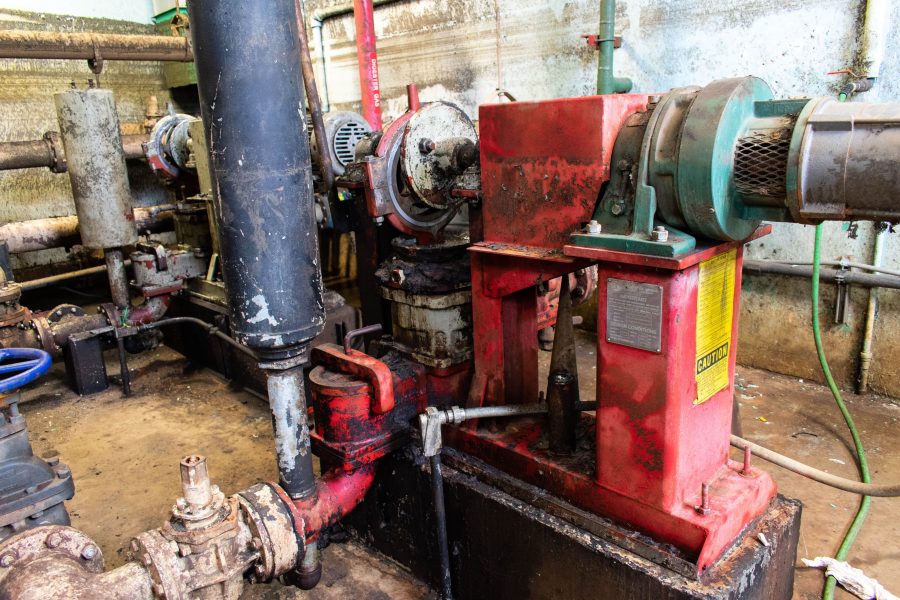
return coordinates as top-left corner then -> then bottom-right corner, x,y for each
650,225 -> 669,242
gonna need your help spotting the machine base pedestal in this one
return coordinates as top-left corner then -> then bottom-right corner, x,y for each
344,449 -> 800,600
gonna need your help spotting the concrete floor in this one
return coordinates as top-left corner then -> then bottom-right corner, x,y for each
16,336 -> 900,600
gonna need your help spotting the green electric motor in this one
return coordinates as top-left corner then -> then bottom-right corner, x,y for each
572,76 -> 900,256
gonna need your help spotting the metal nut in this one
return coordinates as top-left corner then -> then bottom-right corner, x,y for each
610,202 -> 624,216
650,225 -> 669,242
81,544 -> 98,560
0,552 -> 16,567
585,220 -> 602,234
45,532 -> 63,549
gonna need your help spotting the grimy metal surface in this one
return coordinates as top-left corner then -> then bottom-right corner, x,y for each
0,30 -> 192,62
189,0 -> 324,358
54,89 -> 137,250
0,205 -> 172,254
345,451 -> 800,600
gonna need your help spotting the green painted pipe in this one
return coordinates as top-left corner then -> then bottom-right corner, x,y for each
596,0 -> 632,95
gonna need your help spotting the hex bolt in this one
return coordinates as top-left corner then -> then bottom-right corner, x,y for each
25,485 -> 38,494
81,544 -> 98,560
0,552 -> 16,567
650,225 -> 669,242
374,216 -> 385,226
585,220 -> 602,234
695,483 -> 711,516
179,455 -> 213,514
610,202 -> 624,216
45,532 -> 63,548
741,446 -> 753,476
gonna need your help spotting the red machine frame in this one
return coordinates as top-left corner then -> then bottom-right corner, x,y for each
447,93 -> 776,572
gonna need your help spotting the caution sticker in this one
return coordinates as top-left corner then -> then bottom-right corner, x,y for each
694,248 -> 736,405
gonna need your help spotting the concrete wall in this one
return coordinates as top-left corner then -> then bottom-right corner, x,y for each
306,0 -> 900,396
0,8 -> 170,276
0,1 -> 153,24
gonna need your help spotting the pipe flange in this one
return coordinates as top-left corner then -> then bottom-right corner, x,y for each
0,305 -> 29,329
42,131 -> 67,173
0,282 -> 21,305
0,526 -> 104,587
129,529 -> 187,600
46,304 -> 86,324
32,316 -> 60,356
237,483 -> 303,580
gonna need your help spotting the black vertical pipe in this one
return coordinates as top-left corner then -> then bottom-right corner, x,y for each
188,0 -> 325,361
429,454 -> 453,600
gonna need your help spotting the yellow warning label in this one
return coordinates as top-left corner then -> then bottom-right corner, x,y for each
694,248 -> 736,405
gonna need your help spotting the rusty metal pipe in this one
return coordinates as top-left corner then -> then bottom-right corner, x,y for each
104,249 -> 129,309
0,134 -> 146,171
0,30 -> 192,62
295,0 -> 336,195
19,263 -> 120,292
0,204 -> 174,254
0,139 -> 56,171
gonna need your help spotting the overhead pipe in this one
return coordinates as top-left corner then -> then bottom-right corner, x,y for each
0,30 -> 192,62
0,204 -> 174,254
353,0 -> 383,129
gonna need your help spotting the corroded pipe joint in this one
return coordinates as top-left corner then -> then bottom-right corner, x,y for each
272,463 -> 377,543
0,526 -> 154,600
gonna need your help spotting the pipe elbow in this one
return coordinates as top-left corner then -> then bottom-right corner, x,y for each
125,295 -> 171,326
291,463 -> 376,541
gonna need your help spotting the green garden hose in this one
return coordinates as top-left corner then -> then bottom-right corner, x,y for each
812,223 -> 872,600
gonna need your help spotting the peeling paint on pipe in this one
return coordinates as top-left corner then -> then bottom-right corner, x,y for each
267,367 -> 317,499
0,205 -> 175,254
190,0 -> 325,358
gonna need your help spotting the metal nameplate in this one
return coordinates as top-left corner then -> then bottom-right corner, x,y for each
606,278 -> 663,353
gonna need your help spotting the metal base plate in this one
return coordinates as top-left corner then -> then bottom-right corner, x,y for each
343,449 -> 800,600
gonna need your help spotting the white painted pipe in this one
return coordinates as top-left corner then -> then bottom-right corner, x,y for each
861,0 -> 891,78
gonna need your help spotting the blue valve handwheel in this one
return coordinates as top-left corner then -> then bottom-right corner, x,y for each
0,348 -> 52,394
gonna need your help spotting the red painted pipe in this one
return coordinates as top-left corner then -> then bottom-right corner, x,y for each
353,0 -> 382,129
125,296 -> 172,326
288,463 -> 377,541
